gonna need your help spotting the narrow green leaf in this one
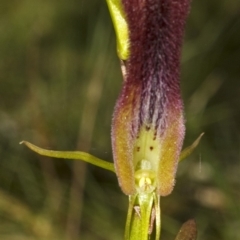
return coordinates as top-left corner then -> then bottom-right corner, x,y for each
179,133 -> 204,162
106,0 -> 129,60
20,141 -> 115,172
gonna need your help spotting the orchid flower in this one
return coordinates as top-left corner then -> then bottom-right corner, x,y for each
21,0 -> 204,239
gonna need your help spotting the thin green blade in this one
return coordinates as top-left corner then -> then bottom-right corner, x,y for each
20,141 -> 115,172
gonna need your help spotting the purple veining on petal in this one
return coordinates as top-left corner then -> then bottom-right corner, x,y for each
121,0 -> 190,136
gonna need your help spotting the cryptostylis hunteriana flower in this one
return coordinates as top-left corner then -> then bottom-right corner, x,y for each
111,0 -> 189,197
21,0 -> 204,239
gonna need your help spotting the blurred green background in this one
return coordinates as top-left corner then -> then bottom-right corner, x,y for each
0,0 -> 240,239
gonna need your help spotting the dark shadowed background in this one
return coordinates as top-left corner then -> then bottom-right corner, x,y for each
0,0 -> 240,239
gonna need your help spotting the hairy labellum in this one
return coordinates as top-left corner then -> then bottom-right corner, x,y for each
112,0 -> 190,196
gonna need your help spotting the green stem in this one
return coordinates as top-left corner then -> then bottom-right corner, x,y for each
125,193 -> 161,240
155,194 -> 161,240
